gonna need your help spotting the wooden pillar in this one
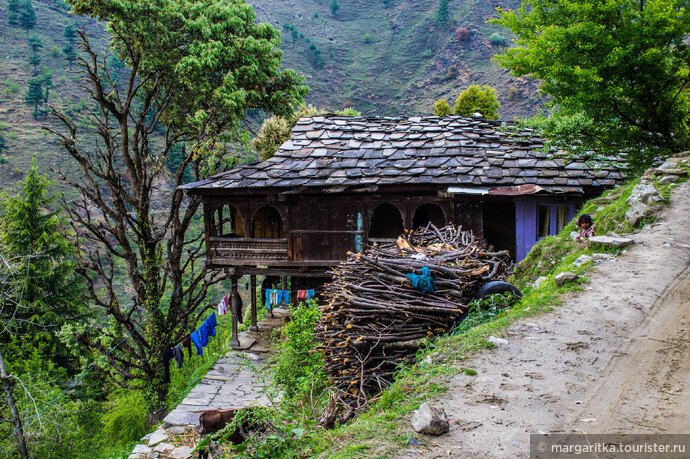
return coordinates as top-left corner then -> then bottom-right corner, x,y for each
281,275 -> 288,307
250,274 -> 258,332
230,276 -> 240,348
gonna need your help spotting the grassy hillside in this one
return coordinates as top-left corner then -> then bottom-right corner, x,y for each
0,0 -> 543,194
251,0 -> 543,118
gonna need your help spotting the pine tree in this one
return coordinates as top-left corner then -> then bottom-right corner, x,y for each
63,42 -> 76,70
438,0 -> 450,25
0,159 -> 86,376
0,134 -> 6,164
7,0 -> 21,45
330,0 -> 339,16
18,0 -> 36,39
24,76 -> 44,119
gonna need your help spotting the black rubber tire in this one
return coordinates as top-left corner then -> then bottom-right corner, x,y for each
473,281 -> 522,301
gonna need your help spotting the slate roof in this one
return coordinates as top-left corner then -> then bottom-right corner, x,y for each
181,114 -> 625,193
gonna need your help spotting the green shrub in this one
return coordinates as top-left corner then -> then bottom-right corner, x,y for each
363,33 -> 372,44
4,82 -> 20,95
433,98 -> 452,116
268,300 -> 327,407
452,292 -> 516,335
488,32 -> 507,46
51,45 -> 61,57
100,389 -> 150,448
453,84 -> 500,119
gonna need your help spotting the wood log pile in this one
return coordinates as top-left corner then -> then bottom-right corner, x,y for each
316,224 -> 513,414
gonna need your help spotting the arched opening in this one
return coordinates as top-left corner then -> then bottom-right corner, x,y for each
412,203 -> 446,229
218,205 -> 245,237
251,206 -> 285,238
369,203 -> 404,239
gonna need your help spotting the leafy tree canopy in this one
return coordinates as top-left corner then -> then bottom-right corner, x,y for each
492,0 -> 690,171
433,98 -> 452,116
453,85 -> 500,119
253,104 -> 324,160
69,0 -> 308,139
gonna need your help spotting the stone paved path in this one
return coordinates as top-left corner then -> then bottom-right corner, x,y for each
129,307 -> 289,458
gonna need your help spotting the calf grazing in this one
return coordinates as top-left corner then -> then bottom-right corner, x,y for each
198,409 -> 250,459
198,408 -> 248,442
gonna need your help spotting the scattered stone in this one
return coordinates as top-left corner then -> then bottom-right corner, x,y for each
411,403 -> 450,435
627,183 -> 659,205
532,276 -> 548,289
653,168 -> 687,177
659,175 -> 679,185
148,428 -> 168,446
488,336 -> 509,346
130,444 -> 152,456
626,201 -> 650,226
592,253 -> 614,262
555,272 -> 578,286
588,235 -> 635,248
167,425 -> 189,436
572,254 -> 592,267
168,446 -> 196,459
153,442 -> 175,453
569,231 -> 579,241
406,436 -> 423,446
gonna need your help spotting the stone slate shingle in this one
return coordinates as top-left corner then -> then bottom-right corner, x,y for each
181,115 -> 625,192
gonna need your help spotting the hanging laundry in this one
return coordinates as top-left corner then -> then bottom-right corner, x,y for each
203,312 -> 217,338
190,329 -> 204,356
233,294 -> 243,324
297,290 -> 307,301
182,335 -> 192,358
281,290 -> 291,306
172,345 -> 184,369
306,289 -> 315,301
217,295 -> 229,316
162,348 -> 175,383
265,289 -> 273,309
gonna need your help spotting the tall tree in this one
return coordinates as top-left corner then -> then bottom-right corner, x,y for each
48,0 -> 307,417
0,134 -> 5,164
492,0 -> 690,171
330,0 -> 339,16
453,85 -> 500,119
24,76 -> 44,119
7,0 -> 21,45
18,0 -> 36,40
27,34 -> 42,74
437,0 -> 450,25
0,159 -> 86,376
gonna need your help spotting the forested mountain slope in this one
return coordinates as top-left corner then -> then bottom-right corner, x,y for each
0,0 -> 542,192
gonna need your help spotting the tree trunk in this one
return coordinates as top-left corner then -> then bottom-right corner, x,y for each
0,346 -> 30,459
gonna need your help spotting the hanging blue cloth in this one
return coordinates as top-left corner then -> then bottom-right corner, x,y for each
306,289 -> 315,301
406,267 -> 436,293
203,312 -> 217,338
190,329 -> 204,356
281,290 -> 290,305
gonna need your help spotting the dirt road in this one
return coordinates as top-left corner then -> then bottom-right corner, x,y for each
399,180 -> 690,458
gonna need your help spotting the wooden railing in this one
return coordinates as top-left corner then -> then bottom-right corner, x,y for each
209,237 -> 288,262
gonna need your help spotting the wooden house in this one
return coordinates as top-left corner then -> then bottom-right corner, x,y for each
180,114 -> 625,345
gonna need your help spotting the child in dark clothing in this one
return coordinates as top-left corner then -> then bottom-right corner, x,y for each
576,214 -> 594,241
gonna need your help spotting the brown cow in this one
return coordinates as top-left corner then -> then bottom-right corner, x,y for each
197,408 -> 257,458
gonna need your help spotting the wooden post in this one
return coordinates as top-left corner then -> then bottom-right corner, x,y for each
281,275 -> 288,307
250,274 -> 258,332
230,277 -> 240,348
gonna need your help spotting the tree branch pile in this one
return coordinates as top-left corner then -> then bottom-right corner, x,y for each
316,224 -> 513,414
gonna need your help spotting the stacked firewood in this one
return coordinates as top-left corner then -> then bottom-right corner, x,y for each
316,224 -> 512,415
